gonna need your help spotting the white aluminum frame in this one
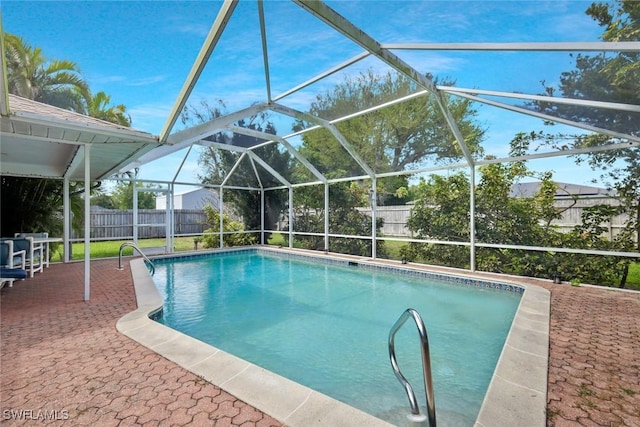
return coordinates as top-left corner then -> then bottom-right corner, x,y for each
120,0 -> 640,268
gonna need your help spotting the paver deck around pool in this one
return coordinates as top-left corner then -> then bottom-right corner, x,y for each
1,256 -> 639,426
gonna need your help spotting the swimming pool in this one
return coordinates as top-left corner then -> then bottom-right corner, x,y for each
152,250 -> 519,425
117,247 -> 550,426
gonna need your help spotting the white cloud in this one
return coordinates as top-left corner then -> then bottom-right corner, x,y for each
128,103 -> 173,134
167,17 -> 211,38
89,74 -> 127,85
126,75 -> 168,87
88,73 -> 167,90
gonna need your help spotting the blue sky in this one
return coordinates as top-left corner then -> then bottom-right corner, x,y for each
2,1 -> 611,189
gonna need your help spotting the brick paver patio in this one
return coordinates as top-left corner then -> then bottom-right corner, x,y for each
1,259 -> 639,426
0,260 -> 281,426
539,281 -> 640,426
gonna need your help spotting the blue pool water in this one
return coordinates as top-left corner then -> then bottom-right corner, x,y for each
152,250 -> 521,426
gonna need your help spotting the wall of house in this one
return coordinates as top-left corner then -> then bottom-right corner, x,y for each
155,189 -> 220,210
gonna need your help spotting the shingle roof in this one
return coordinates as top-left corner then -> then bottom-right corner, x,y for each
511,181 -> 614,198
1,94 -> 160,180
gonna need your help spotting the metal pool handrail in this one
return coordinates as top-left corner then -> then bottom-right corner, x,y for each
389,308 -> 436,427
117,242 -> 155,276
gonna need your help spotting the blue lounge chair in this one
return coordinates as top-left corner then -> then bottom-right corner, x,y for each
1,240 -> 26,269
0,267 -> 28,288
0,237 -> 43,278
0,240 -> 28,287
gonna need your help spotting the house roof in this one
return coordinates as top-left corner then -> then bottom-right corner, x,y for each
511,181 -> 614,198
0,94 -> 160,181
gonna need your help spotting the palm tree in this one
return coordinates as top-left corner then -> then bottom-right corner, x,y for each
3,32 -> 90,112
1,33 -> 133,239
87,91 -> 131,126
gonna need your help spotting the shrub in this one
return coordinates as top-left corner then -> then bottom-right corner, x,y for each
201,205 -> 256,248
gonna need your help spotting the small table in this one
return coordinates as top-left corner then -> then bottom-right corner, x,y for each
32,237 -> 63,268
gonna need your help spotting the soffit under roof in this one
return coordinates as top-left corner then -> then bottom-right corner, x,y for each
0,94 -> 160,181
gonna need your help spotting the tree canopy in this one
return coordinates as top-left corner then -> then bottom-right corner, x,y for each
182,100 -> 292,240
403,144 -> 626,285
530,0 -> 639,285
1,32 -> 135,236
3,31 -> 132,125
287,71 -> 486,255
4,33 -> 89,112
110,181 -> 157,210
402,0 -> 638,287
298,71 -> 485,175
87,91 -> 131,127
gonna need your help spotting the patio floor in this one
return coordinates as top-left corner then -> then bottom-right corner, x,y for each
1,259 -> 639,426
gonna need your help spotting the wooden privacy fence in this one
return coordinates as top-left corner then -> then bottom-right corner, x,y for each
552,196 -> 629,240
73,209 -> 208,239
357,206 -> 413,237
359,197 -> 632,240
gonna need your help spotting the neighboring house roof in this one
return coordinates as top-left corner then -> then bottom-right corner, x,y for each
511,181 -> 614,198
1,94 -> 160,181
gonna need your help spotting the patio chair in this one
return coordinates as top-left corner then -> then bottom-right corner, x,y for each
0,240 -> 27,287
2,237 -> 43,278
15,232 -> 52,267
1,239 -> 26,270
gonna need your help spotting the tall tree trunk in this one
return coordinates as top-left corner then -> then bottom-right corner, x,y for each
635,199 -> 640,252
619,262 -> 629,288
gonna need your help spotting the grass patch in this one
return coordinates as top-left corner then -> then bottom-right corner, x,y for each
626,262 -> 640,290
546,407 -> 562,421
578,399 -> 598,409
578,383 -> 597,398
379,239 -> 405,261
621,387 -> 636,396
577,383 -> 598,410
267,233 -> 287,246
264,234 -> 408,260
51,237 -> 204,261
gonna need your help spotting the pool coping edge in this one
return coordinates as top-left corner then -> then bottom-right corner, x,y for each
117,246 -> 550,427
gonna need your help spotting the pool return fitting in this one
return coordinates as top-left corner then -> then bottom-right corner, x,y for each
117,242 -> 156,276
389,308 -> 436,427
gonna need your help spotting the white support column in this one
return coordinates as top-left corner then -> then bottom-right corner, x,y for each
261,190 -> 265,245
371,178 -> 377,259
83,145 -> 91,301
324,183 -> 329,252
63,177 -> 70,263
288,187 -> 293,248
132,180 -> 138,244
219,188 -> 224,248
167,184 -> 174,253
470,167 -> 476,272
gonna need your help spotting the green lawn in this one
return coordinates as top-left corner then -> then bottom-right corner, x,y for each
628,262 -> 640,290
51,237 -> 201,262
266,233 -> 287,246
